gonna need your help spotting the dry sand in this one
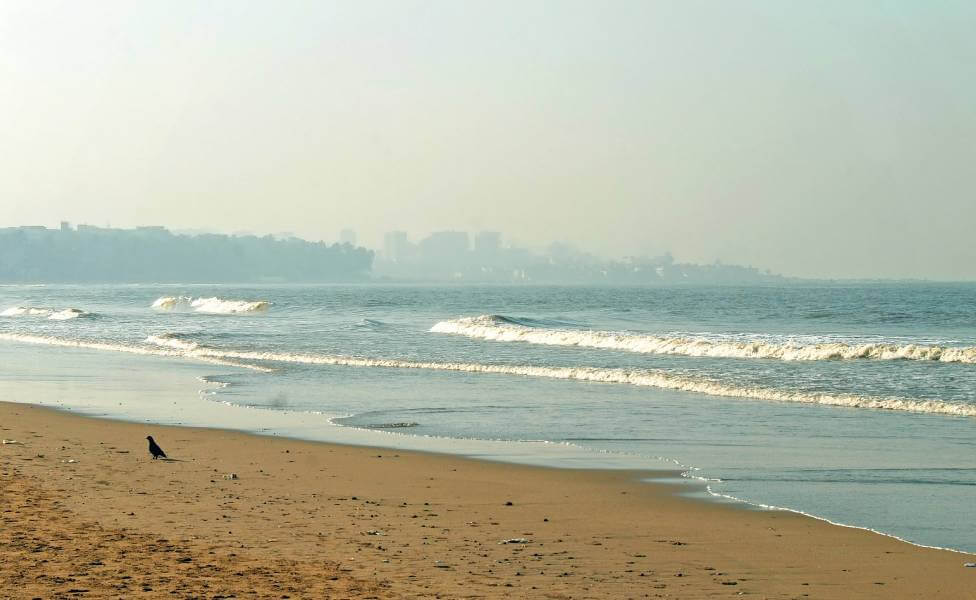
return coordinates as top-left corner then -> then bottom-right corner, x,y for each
1,401 -> 973,599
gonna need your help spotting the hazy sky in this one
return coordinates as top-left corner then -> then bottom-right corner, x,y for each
2,1 -> 974,279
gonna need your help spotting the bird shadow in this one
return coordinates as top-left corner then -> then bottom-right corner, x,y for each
155,458 -> 186,462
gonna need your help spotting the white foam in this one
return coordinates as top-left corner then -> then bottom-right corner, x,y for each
48,308 -> 86,320
2,306 -> 52,317
0,333 -> 273,372
431,315 -> 976,364
139,336 -> 976,418
151,296 -> 193,310
2,306 -> 87,320
151,296 -> 271,314
3,331 -> 972,418
145,333 -> 200,351
191,297 -> 270,314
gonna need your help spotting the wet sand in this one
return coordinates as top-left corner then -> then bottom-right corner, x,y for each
1,401 -> 973,599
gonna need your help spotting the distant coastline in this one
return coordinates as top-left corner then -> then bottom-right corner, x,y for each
0,224 -> 373,283
1,223 -> 786,285
4,223 -> 972,285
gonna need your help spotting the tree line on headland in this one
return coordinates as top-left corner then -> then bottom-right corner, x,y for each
0,225 -> 373,283
0,224 -> 787,285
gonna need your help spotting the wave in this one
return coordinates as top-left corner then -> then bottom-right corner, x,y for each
151,296 -> 192,310
151,296 -> 271,314
430,315 -> 976,364
137,334 -> 976,418
145,333 -> 200,351
0,333 -> 273,372
485,314 -> 585,328
355,318 -> 387,328
3,330 -> 972,418
1,306 -> 89,320
1,306 -> 47,317
48,308 -> 88,320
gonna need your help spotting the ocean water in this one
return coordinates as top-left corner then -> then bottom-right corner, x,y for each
1,283 -> 974,552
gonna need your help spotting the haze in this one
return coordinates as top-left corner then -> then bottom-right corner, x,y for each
2,1 -> 974,279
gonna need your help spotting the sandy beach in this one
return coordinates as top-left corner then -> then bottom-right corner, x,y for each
1,401 -> 972,599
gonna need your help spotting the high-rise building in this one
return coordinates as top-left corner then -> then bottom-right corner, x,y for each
474,231 -> 501,255
418,231 -> 469,260
383,231 -> 410,262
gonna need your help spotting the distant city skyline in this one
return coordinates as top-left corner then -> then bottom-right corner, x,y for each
2,2 -> 974,279
1,221 -> 786,284
5,219 -> 976,282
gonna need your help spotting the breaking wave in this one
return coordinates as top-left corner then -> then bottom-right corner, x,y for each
150,296 -> 191,310
430,315 -> 976,364
1,306 -> 89,320
151,296 -> 271,314
0,333 -> 273,372
140,334 -> 976,418
3,331 -> 973,417
145,333 -> 200,351
1,306 -> 49,317
49,308 -> 88,321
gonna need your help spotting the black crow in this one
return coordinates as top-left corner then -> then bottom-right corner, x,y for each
146,435 -> 167,460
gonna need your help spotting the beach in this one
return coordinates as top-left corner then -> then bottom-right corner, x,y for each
4,0 -> 976,595
2,401 -> 972,599
4,283 -> 976,554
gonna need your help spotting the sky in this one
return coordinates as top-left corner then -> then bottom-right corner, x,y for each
1,0 -> 974,279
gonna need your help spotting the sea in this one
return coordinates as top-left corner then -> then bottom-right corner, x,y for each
1,283 -> 974,553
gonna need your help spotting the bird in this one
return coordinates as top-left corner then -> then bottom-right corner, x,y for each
146,435 -> 167,460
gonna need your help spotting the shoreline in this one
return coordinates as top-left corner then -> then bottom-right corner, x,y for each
2,401 -> 973,598
2,338 -> 974,558
330,417 -> 976,558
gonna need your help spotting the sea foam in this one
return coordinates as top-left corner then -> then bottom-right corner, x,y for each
151,296 -> 271,314
430,315 -> 976,364
3,330 -> 971,418
0,333 -> 272,372
138,334 -> 976,418
1,306 -> 88,320
145,333 -> 200,351
48,308 -> 87,320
